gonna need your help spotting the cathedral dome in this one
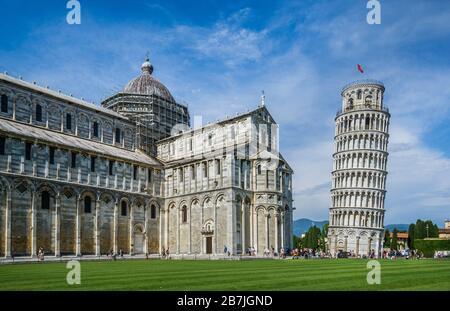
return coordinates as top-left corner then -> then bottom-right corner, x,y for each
123,58 -> 175,102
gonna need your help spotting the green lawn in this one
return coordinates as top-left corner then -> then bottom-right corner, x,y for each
0,259 -> 449,291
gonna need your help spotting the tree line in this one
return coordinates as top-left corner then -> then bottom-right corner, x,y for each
384,219 -> 439,250
292,219 -> 440,251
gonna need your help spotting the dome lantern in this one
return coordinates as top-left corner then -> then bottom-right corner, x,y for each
141,57 -> 154,75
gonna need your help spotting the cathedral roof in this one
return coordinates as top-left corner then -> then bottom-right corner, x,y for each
123,58 -> 175,102
0,73 -> 128,121
0,118 -> 162,167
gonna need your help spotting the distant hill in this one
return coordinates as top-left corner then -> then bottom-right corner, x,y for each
293,218 -> 328,236
385,224 -> 409,232
293,219 -> 410,236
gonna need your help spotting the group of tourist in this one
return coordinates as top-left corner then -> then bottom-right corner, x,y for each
37,247 -> 45,261
105,249 -> 126,260
161,248 -> 171,259
290,248 -> 327,259
245,247 -> 257,256
382,249 -> 422,259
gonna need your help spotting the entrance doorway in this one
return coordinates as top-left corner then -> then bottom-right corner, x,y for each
133,226 -> 145,254
206,236 -> 212,254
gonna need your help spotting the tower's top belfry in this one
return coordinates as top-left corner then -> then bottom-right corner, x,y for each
340,79 -> 385,113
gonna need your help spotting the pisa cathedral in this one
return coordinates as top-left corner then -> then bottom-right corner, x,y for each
327,80 -> 390,258
0,58 -> 293,259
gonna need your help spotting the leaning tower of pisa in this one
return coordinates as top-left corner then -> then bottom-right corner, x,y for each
327,80 -> 390,258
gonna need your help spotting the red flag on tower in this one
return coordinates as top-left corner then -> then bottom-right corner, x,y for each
357,64 -> 364,73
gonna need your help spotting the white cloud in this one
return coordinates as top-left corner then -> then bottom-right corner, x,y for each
2,1 -> 449,225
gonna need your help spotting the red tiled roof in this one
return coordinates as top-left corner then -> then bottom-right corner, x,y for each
389,232 -> 408,239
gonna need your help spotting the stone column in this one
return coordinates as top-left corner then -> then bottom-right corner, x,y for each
189,206 -> 192,254
165,207 -> 169,251
5,188 -> 12,258
158,208 -> 164,254
54,193 -> 61,257
280,212 -> 285,251
241,201 -> 246,254
75,114 -> 78,136
334,235 -> 338,256
45,110 -> 49,128
265,211 -> 269,250
113,200 -> 118,254
274,212 -> 279,254
375,235 -> 380,258
76,198 -> 81,256
367,237 -> 372,256
143,206 -> 148,255
355,236 -> 360,257
344,235 -> 348,252
176,207 -> 180,255
129,204 -> 134,255
253,208 -> 258,254
249,205 -> 253,251
95,198 -> 100,256
289,208 -> 293,250
30,190 -> 37,258
213,203 -> 216,255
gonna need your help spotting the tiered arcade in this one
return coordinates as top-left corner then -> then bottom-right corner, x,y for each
327,80 -> 390,258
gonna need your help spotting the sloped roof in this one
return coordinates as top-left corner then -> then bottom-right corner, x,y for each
0,118 -> 162,167
0,73 -> 129,121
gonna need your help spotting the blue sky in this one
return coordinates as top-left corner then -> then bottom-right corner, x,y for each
1,0 -> 449,225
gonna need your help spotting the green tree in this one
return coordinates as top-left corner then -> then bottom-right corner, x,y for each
413,219 -> 439,239
408,224 -> 415,249
384,229 -> 391,248
319,223 -> 329,251
293,235 -> 301,249
415,219 -> 425,239
391,228 -> 399,250
300,226 -> 322,250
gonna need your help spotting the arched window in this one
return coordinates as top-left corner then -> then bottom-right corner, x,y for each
41,191 -> 50,209
84,196 -> 92,213
93,121 -> 99,137
257,165 -> 261,175
121,201 -> 128,216
36,104 -> 42,122
348,98 -> 354,109
1,94 -> 7,113
182,206 -> 187,223
365,95 -> 372,106
150,204 -> 156,219
66,113 -> 72,130
357,90 -> 362,99
115,128 -> 121,143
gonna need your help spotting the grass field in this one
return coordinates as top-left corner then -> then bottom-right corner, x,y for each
0,259 -> 449,291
